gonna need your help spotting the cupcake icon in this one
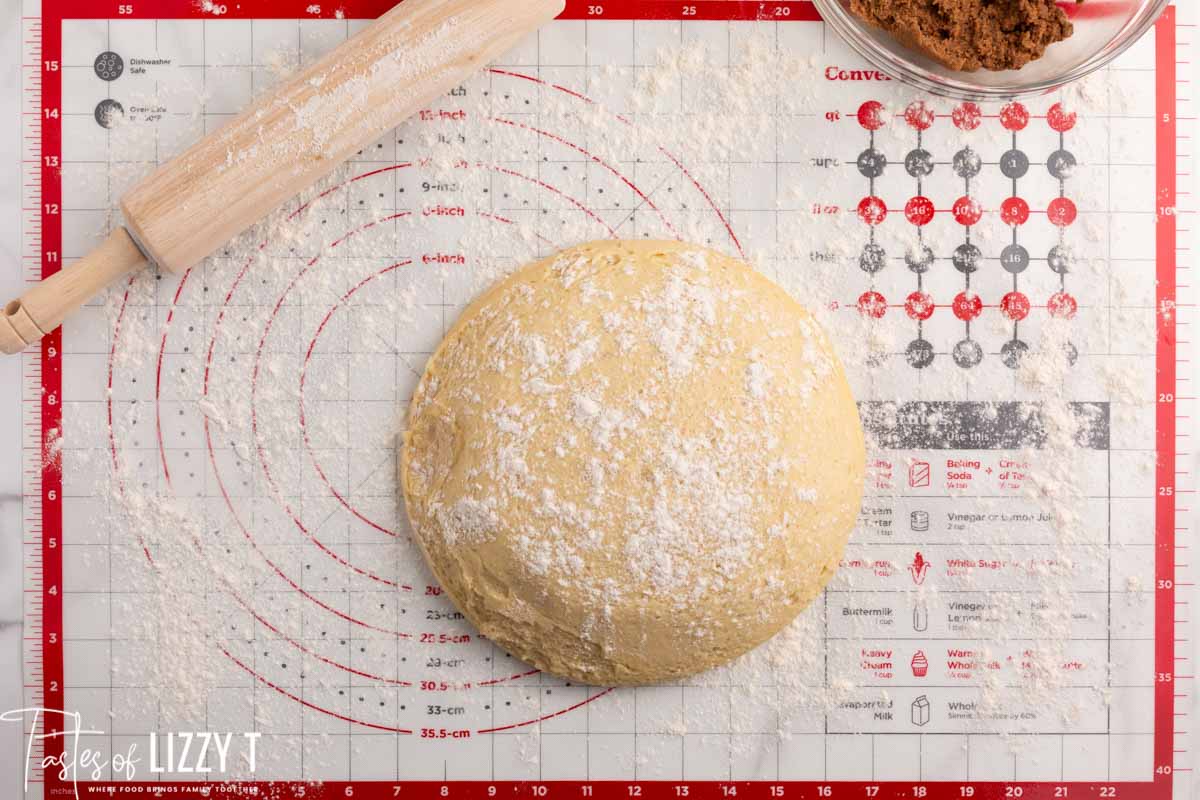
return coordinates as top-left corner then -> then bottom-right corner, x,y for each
911,650 -> 929,677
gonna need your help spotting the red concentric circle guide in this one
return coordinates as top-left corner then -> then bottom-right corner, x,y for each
151,164 -> 620,732
104,68 -> 745,741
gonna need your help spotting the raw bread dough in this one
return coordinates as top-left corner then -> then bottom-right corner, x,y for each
400,240 -> 864,685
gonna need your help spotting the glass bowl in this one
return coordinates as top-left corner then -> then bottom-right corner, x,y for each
811,0 -> 1171,100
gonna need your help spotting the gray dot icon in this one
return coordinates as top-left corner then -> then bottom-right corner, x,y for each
1001,339 -> 1029,369
1000,149 -> 1029,179
952,243 -> 982,274
952,338 -> 983,368
1047,149 -> 1077,179
952,147 -> 981,179
94,99 -> 124,129
905,245 -> 935,274
904,148 -> 934,178
857,148 -> 887,179
859,243 -> 886,274
906,338 -> 935,369
94,51 -> 124,81
1047,244 -> 1074,274
1000,243 -> 1030,274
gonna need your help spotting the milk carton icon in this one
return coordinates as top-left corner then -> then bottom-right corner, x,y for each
911,695 -> 930,726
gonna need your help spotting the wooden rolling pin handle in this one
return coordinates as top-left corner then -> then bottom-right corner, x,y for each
0,228 -> 147,355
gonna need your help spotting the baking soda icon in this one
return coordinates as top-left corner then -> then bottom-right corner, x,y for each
911,695 -> 930,726
911,650 -> 928,677
908,461 -> 931,488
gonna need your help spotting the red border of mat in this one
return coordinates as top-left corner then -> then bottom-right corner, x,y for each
30,3 -> 1179,798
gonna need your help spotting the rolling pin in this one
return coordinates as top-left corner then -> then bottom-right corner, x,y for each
0,0 -> 564,355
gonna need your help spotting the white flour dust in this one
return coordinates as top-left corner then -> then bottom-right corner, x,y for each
50,16 -> 1156,777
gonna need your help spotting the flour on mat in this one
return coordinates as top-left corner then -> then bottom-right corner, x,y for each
54,16 -> 1150,772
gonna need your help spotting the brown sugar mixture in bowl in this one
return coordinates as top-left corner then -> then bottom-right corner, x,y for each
848,0 -> 1074,71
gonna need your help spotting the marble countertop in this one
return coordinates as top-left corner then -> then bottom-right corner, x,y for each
1,0 -> 28,791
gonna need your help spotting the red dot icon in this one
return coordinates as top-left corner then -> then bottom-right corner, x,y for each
952,102 -> 982,131
1047,197 -> 1077,226
952,196 -> 983,226
1047,291 -> 1078,319
858,291 -> 888,318
1047,102 -> 1077,132
1000,102 -> 1030,131
905,291 -> 935,320
1001,291 -> 1031,321
904,100 -> 935,131
858,196 -> 888,225
1000,196 -> 1030,226
857,100 -> 886,131
952,291 -> 983,321
904,196 -> 935,226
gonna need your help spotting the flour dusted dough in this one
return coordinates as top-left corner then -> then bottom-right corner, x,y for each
400,240 -> 864,685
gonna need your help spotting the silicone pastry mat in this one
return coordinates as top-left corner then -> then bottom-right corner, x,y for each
10,0 -> 1197,797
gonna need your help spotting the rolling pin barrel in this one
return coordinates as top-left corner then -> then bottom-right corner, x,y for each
1,0 -> 565,355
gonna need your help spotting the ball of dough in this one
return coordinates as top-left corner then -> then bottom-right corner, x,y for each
400,240 -> 864,685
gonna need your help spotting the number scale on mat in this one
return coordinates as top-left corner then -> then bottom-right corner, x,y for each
12,0 -> 1197,797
